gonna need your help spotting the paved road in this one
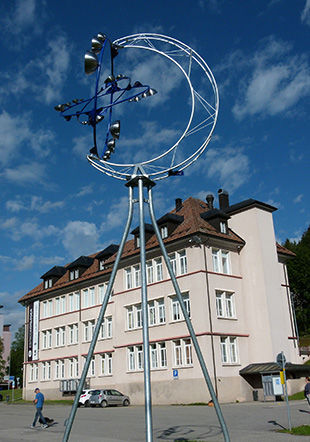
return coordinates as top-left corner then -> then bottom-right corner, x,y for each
0,400 -> 309,441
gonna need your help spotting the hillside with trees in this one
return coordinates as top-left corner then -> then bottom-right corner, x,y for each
283,226 -> 310,336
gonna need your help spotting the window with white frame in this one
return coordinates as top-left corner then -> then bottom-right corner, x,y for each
127,345 -> 143,371
216,291 -> 236,318
170,293 -> 190,322
220,221 -> 227,234
99,317 -> 112,339
173,338 -> 193,367
29,363 -> 38,382
68,323 -> 79,345
69,269 -> 79,280
55,326 -> 65,347
69,357 -> 79,378
99,259 -> 105,270
160,225 -> 168,239
168,250 -> 187,276
42,361 -> 51,380
82,287 -> 95,308
100,352 -> 112,375
148,298 -> 165,326
133,265 -> 141,287
150,342 -> 167,369
125,267 -> 132,290
42,329 -> 52,349
44,278 -> 52,289
68,292 -> 80,312
55,295 -> 66,315
83,356 -> 95,376
146,261 -> 154,284
220,336 -> 239,364
212,249 -> 231,274
55,359 -> 65,379
98,283 -> 108,304
155,258 -> 163,281
83,320 -> 95,342
42,299 -> 53,318
126,304 -> 142,330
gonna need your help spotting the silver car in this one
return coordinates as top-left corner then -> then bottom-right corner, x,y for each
89,389 -> 130,407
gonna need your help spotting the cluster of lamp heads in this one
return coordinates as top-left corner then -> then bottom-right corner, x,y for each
54,32 -> 157,162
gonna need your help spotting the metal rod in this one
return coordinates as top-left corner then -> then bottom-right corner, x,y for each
147,185 -> 230,442
138,177 -> 153,442
62,185 -> 134,442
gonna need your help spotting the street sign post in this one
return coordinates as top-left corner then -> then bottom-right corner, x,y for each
276,351 -> 291,431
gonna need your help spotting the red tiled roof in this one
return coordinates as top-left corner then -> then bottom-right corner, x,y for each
276,243 -> 296,257
17,197 -> 245,304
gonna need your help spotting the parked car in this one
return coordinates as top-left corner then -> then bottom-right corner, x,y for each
89,389 -> 130,407
78,389 -> 96,407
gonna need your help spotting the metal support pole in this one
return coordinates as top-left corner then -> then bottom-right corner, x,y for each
62,186 -> 134,442
147,186 -> 230,442
138,177 -> 153,442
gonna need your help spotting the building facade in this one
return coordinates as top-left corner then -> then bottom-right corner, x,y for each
19,191 -> 301,403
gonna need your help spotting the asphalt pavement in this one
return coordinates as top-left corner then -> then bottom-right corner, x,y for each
0,399 -> 309,441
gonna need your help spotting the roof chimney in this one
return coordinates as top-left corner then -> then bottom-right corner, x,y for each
206,194 -> 214,209
175,198 -> 182,212
218,189 -> 229,211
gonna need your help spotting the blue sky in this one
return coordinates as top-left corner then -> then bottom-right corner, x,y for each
0,0 -> 309,334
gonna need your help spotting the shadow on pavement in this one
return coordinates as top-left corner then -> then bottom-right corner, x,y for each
155,424 -> 222,440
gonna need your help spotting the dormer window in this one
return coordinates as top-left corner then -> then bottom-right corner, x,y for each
220,221 -> 227,234
70,269 -> 79,281
161,226 -> 168,239
44,279 -> 53,289
99,260 -> 105,271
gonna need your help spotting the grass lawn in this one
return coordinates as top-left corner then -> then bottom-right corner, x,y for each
0,388 -> 74,405
279,425 -> 310,436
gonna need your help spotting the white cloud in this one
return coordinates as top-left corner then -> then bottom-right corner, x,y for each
100,196 -> 129,231
15,255 -> 35,271
202,146 -> 251,192
6,199 -> 26,212
62,221 -> 99,257
219,37 -> 310,120
0,215 -> 59,242
76,185 -> 93,197
2,162 -> 46,184
301,0 -> 310,25
30,196 -> 65,213
72,134 -> 91,158
0,111 -> 54,166
293,194 -> 303,203
3,0 -> 36,34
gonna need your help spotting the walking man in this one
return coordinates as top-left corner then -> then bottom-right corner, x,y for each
305,377 -> 310,406
31,387 -> 48,429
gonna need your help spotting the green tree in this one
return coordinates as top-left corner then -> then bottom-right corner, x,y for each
284,226 -> 310,336
0,338 -> 6,381
10,325 -> 25,384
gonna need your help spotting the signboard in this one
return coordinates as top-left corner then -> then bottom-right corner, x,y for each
276,352 -> 286,368
27,300 -> 40,361
272,376 -> 283,395
173,369 -> 178,380
32,300 -> 39,360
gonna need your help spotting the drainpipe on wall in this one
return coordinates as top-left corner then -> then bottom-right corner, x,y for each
283,264 -> 298,349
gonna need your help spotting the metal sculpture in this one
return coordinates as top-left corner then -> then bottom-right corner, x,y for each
56,33 -> 229,442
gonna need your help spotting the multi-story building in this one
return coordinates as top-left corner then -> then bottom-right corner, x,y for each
19,190 -> 302,403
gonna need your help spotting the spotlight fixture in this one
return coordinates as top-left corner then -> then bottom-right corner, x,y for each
109,120 -> 120,139
106,139 -> 115,152
54,104 -> 65,112
116,74 -> 126,80
84,51 -> 99,75
72,99 -> 80,104
64,116 -> 71,121
89,146 -> 99,157
97,32 -> 107,43
96,115 -> 104,123
104,75 -> 115,84
133,81 -> 143,88
91,36 -> 104,54
147,88 -> 157,97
